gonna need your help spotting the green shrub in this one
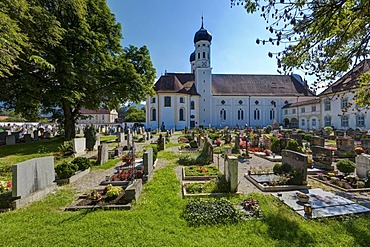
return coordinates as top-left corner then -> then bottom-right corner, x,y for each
106,186 -> 123,198
189,140 -> 198,148
213,147 -> 222,154
324,126 -> 333,135
273,163 -> 283,174
303,134 -> 313,142
357,181 -> 365,188
208,133 -> 220,140
338,149 -> 356,158
270,136 -> 281,154
336,159 -> 356,176
281,163 -> 292,173
288,169 -> 304,185
152,145 -> 158,162
286,139 -> 302,153
367,170 -> 370,179
178,154 -> 198,166
71,157 -> 91,171
183,198 -> 242,226
264,125 -> 272,134
58,141 -> 73,153
55,161 -> 78,179
84,125 -> 97,151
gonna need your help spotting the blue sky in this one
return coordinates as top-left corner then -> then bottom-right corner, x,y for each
107,0 -> 291,79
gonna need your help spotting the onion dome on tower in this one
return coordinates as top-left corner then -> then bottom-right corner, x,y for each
189,51 -> 195,62
193,17 -> 212,43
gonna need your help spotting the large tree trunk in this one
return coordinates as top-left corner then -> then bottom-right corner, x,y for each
63,101 -> 76,140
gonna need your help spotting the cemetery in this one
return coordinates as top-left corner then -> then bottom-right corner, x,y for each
1,123 -> 370,245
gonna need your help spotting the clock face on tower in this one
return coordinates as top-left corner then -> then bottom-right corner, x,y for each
201,61 -> 207,67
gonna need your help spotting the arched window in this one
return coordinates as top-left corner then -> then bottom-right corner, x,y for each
357,114 -> 365,127
220,109 -> 226,120
203,52 -> 205,58
179,108 -> 185,121
198,53 -> 200,59
270,109 -> 275,120
190,101 -> 195,110
238,109 -> 244,120
254,109 -> 260,120
151,108 -> 156,121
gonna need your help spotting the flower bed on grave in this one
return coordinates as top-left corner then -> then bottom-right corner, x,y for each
65,184 -> 132,211
182,176 -> 230,197
310,173 -> 370,192
182,165 -> 221,180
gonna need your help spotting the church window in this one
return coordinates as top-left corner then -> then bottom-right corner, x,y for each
179,109 -> 185,121
180,97 -> 184,103
238,100 -> 243,105
202,44 -> 205,46
220,109 -> 226,120
284,109 -> 288,115
312,105 -> 316,112
221,100 -> 225,105
301,119 -> 305,126
324,98 -> 331,111
254,109 -> 260,120
151,97 -> 156,103
151,108 -> 156,121
292,109 -> 296,114
312,118 -> 317,126
203,52 -> 205,58
341,115 -> 349,127
341,98 -> 348,109
356,114 -> 365,127
164,96 -> 171,107
301,107 -> 305,113
198,53 -> 200,59
324,115 -> 331,126
255,100 -> 259,105
238,109 -> 244,120
190,101 -> 195,110
270,109 -> 275,120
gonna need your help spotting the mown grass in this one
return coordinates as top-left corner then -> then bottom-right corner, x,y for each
0,146 -> 369,246
99,135 -> 117,143
0,139 -> 64,179
90,158 -> 121,171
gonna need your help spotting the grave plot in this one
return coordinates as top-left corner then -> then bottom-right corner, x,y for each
273,188 -> 370,219
182,165 -> 221,181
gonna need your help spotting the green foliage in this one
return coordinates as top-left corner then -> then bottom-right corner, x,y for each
124,106 -> 146,122
338,149 -> 356,158
303,134 -> 313,142
286,139 -> 302,153
324,126 -> 333,135
273,163 -> 282,174
270,136 -> 281,154
184,165 -> 221,176
183,198 -> 242,226
264,125 -> 272,134
71,157 -> 91,171
336,159 -> 356,176
208,133 -> 220,140
367,170 -> 370,179
84,125 -> 97,151
281,163 -> 292,174
106,186 -> 123,198
177,154 -> 198,166
288,169 -> 304,185
189,140 -> 198,148
55,161 -> 78,179
58,141 -> 73,153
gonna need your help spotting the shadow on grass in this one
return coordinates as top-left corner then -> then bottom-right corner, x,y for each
264,212 -> 316,246
0,191 -> 15,212
0,139 -> 63,158
58,209 -> 93,223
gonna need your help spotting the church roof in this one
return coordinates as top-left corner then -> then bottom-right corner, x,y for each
154,73 -> 199,95
212,74 -> 314,96
282,98 -> 320,109
320,59 -> 370,96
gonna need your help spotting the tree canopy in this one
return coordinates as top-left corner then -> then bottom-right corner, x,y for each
1,0 -> 156,139
124,106 -> 146,123
231,0 -> 370,94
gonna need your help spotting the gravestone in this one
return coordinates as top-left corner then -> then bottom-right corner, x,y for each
0,132 -> 8,144
33,130 -> 39,141
290,133 -> 303,146
336,137 -> 354,152
6,135 -> 16,145
97,143 -> 109,165
346,128 -> 355,138
142,132 -> 147,141
11,131 -> 21,142
12,156 -> 55,198
143,148 -> 153,177
224,147 -> 232,156
118,132 -> 125,146
361,139 -> 370,154
335,130 -> 346,137
281,149 -> 308,185
44,131 -> 51,139
263,135 -> 271,150
311,146 -> 334,171
280,138 -> 290,150
127,133 -> 133,148
234,135 -> 240,150
311,136 -> 325,147
355,154 -> 370,178
24,134 -> 32,143
146,131 -> 151,140
94,135 -> 101,150
225,155 -> 239,193
73,138 -> 86,156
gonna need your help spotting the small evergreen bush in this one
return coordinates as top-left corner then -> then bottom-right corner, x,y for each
71,157 -> 91,171
273,163 -> 283,174
55,161 -> 78,179
270,136 -> 281,154
336,159 -> 356,176
178,154 -> 198,166
286,139 -> 302,153
189,140 -> 198,148
84,125 -> 97,151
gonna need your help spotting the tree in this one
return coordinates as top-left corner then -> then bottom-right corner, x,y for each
231,0 -> 370,94
1,0 -> 156,139
124,106 -> 145,122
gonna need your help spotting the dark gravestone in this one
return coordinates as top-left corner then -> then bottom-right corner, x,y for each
335,130 -> 345,137
311,136 -> 325,147
346,128 -> 355,138
290,133 -> 303,146
280,138 -> 291,150
97,143 -> 109,165
24,134 -> 32,143
311,146 -> 334,171
336,137 -> 354,152
361,139 -> 370,154
143,148 -> 153,177
281,149 -> 308,185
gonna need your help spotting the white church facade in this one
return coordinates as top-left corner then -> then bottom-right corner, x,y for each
146,21 -> 317,130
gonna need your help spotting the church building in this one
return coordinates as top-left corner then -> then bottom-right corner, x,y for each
146,20 -> 316,130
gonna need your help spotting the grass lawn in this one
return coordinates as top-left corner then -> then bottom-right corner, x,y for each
0,153 -> 369,246
0,139 -> 64,180
99,135 -> 117,143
